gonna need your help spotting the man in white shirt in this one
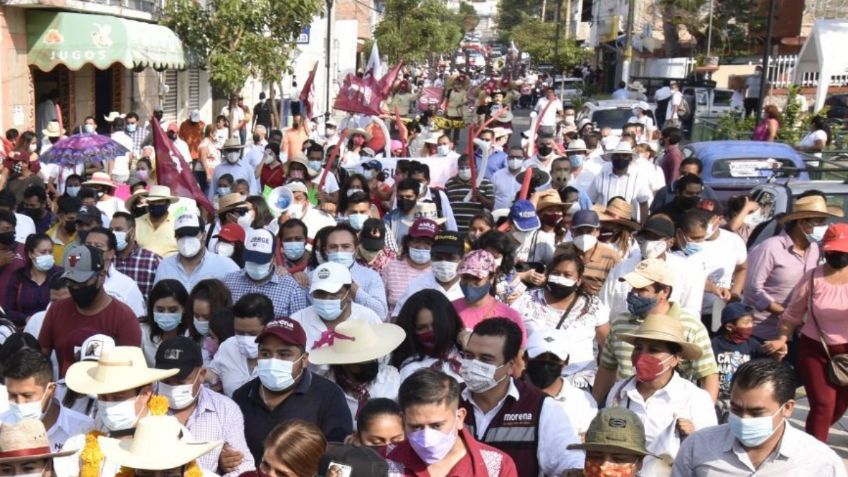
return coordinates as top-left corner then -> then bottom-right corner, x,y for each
532,87 -> 563,136
628,103 -> 655,142
166,123 -> 191,163
666,81 -> 684,128
243,125 -> 268,170
2,348 -> 93,452
84,227 -> 146,317
525,134 -> 558,173
492,146 -> 525,211
744,66 -> 762,118
586,141 -> 652,222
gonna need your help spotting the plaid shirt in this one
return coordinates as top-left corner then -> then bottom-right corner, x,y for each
222,269 -> 310,317
114,245 -> 161,301
128,124 -> 148,155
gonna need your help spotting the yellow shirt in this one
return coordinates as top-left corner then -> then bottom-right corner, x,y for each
47,223 -> 76,265
135,214 -> 178,257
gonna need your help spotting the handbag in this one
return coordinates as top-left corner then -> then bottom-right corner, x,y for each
806,272 -> 848,386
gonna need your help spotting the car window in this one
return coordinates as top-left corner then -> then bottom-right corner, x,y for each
711,158 -> 799,179
714,90 -> 734,107
696,90 -> 708,106
590,109 -> 633,129
682,148 -> 694,159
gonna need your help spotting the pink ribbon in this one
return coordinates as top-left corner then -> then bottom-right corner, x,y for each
312,330 -> 355,349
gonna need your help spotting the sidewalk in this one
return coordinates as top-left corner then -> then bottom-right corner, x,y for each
791,397 -> 848,467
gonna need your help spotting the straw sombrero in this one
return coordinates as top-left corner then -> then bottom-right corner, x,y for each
0,419 -> 77,463
593,197 -> 640,230
65,346 -> 178,395
617,314 -> 702,360
287,155 -> 319,178
99,416 -> 222,471
145,185 -> 178,204
125,189 -> 149,212
42,121 -> 65,138
779,195 -> 837,224
349,128 -> 373,141
308,320 -> 406,365
217,193 -> 248,214
83,172 -> 116,189
104,112 -> 126,123
221,137 -> 245,150
536,190 -> 567,213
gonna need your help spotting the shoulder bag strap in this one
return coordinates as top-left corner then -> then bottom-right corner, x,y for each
555,292 -> 582,330
805,270 -> 832,357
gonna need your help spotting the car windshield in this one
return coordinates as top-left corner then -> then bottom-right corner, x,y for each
591,109 -> 635,129
711,157 -> 799,179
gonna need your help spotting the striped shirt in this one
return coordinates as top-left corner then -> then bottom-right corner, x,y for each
555,242 -> 621,295
222,270 -> 310,318
444,177 -> 494,232
599,302 -> 718,381
586,163 -> 653,210
381,258 -> 431,313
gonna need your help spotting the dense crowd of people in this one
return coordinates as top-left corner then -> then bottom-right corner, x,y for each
0,67 -> 845,476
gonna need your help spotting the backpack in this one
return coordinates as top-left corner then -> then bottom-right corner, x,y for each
677,95 -> 691,119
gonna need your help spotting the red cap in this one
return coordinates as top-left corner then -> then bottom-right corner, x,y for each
409,218 -> 439,240
256,318 -> 307,349
215,224 -> 246,243
823,224 -> 848,253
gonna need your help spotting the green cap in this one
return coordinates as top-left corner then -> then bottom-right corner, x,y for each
567,408 -> 652,456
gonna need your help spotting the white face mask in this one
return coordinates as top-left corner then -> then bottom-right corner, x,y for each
216,242 -> 235,258
158,375 -> 199,410
432,260 -> 459,283
573,233 -> 597,252
225,151 -> 241,164
458,168 -> 472,181
9,389 -> 49,422
639,239 -> 668,259
29,143 -> 38,152
460,358 -> 506,393
114,231 -> 129,251
257,357 -> 303,392
508,158 -> 523,171
236,335 -> 259,359
177,237 -> 202,258
237,211 -> 255,229
437,144 -> 450,157
97,397 -> 139,431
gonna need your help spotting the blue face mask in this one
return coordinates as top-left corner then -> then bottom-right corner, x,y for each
460,282 -> 491,303
66,186 -> 81,197
217,186 -> 231,197
154,312 -> 182,332
729,405 -> 784,447
193,318 -> 210,336
313,297 -> 345,321
308,160 -> 323,171
568,154 -> 584,168
626,292 -> 657,317
348,213 -> 369,231
681,240 -> 703,256
328,251 -> 355,268
283,241 -> 306,261
126,123 -> 137,133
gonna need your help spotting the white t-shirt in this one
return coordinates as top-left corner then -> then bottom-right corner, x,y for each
634,157 -> 666,193
47,163 -> 84,195
699,229 -> 747,315
514,229 -> 556,266
534,97 -> 564,127
666,91 -> 683,119
627,115 -> 655,141
103,266 -> 146,317
553,378 -> 598,435
800,129 -> 828,155
14,213 -> 35,245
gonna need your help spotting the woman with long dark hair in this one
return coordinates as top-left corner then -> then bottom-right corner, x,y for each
139,279 -> 191,366
189,278 -> 233,364
5,233 -> 61,326
798,115 -> 832,157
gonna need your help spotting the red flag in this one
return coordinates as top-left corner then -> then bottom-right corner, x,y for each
417,87 -> 444,112
150,117 -> 215,216
377,62 -> 403,98
332,73 -> 384,116
299,62 -> 319,119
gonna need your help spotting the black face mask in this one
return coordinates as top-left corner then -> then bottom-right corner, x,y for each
153,111 -> 164,121
77,229 -> 89,244
398,198 -> 417,213
252,134 -> 261,144
148,203 -> 169,219
21,207 -> 42,219
612,157 -> 632,170
131,206 -> 148,218
167,132 -> 178,141
0,232 -> 15,246
63,222 -> 77,234
349,361 -> 380,383
537,145 -> 553,157
677,195 -> 700,210
546,281 -> 577,300
826,252 -> 848,270
525,360 -> 563,389
70,279 -> 100,309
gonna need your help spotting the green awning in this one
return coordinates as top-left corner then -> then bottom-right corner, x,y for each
27,11 -> 185,72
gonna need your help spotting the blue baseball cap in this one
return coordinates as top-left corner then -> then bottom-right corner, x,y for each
509,200 -> 541,232
572,210 -> 600,229
243,228 -> 275,264
721,303 -> 753,325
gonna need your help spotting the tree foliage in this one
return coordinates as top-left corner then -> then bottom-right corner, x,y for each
658,0 -> 765,58
508,17 -> 589,72
496,0 -> 543,33
374,0 -> 465,64
163,0 -> 323,95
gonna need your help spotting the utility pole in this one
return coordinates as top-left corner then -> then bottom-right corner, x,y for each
706,0 -> 713,57
554,0 -> 563,68
325,0 -> 334,117
541,0 -> 547,20
565,0 -> 572,38
756,0 -> 776,123
621,0 -> 637,84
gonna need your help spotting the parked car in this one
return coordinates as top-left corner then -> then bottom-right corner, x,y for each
577,99 -> 657,137
681,141 -> 811,203
825,94 -> 848,121
553,76 -> 585,102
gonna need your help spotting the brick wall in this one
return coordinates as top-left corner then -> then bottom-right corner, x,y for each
335,0 -> 373,39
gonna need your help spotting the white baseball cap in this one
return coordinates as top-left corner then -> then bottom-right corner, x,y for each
77,334 -> 116,362
309,262 -> 352,294
526,329 -> 570,362
244,228 -> 275,264
190,110 -> 201,122
174,213 -> 201,236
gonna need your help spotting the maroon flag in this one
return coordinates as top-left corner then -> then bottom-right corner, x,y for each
417,87 -> 444,112
150,117 -> 215,216
299,62 -> 318,119
332,73 -> 384,116
377,62 -> 403,98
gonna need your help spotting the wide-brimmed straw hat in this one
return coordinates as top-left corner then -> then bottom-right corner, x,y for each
104,112 -> 126,122
125,189 -> 149,212
83,172 -> 116,189
617,314 -> 702,360
0,419 -> 77,463
536,190 -> 567,213
221,137 -> 245,150
779,195 -> 837,224
99,416 -> 222,471
308,320 -> 406,365
146,185 -> 178,204
593,197 -> 640,230
287,155 -> 319,178
42,121 -> 65,138
567,408 -> 654,456
349,128 -> 373,141
65,346 -> 179,395
628,81 -> 646,93
217,193 -> 248,214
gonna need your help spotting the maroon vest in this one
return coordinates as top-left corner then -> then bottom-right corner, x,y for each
460,379 -> 546,477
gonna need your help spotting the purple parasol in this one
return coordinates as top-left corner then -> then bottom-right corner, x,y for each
40,133 -> 130,167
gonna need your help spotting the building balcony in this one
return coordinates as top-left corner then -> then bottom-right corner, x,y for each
3,0 -> 163,22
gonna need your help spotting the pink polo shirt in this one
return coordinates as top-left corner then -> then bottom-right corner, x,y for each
452,296 -> 527,346
781,267 -> 848,345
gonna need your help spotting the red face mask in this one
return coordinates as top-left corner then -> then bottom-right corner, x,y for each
631,352 -> 672,383
585,457 -> 639,477
417,329 -> 436,351
729,326 -> 753,344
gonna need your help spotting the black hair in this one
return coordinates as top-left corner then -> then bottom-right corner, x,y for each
662,127 -> 682,145
679,157 -> 703,174
678,210 -> 708,234
549,251 -> 585,277
246,196 -> 274,228
0,210 -> 16,227
391,290 -> 463,369
265,142 -> 281,157
49,273 -> 69,291
5,129 -> 18,142
308,225 -> 335,269
3,348 -> 52,386
357,398 -> 402,434
280,218 -> 308,240
78,187 -> 98,201
210,309 -> 236,343
797,189 -> 826,200
86,227 -> 117,251
125,112 -> 140,121
57,195 -> 82,215
810,116 -> 832,145
322,224 -> 359,255
474,230 -> 515,274
233,293 -> 275,324
731,358 -> 796,405
339,174 -> 369,212
145,279 -> 190,339
397,178 -> 420,195
0,333 -> 40,378
676,173 -> 704,192
218,174 -> 234,186
471,318 -> 522,362
0,190 -> 16,209
583,132 -> 600,149
23,233 -> 52,267
398,369 -> 460,410
112,211 -> 135,228
345,191 -> 371,210
23,185 -> 47,203
306,143 -> 325,156
407,161 -> 431,182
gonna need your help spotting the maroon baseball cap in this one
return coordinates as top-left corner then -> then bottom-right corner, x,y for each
409,218 -> 439,240
256,318 -> 307,349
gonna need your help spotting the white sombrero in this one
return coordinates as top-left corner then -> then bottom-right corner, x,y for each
99,416 -> 223,471
65,346 -> 178,395
308,320 -> 406,365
